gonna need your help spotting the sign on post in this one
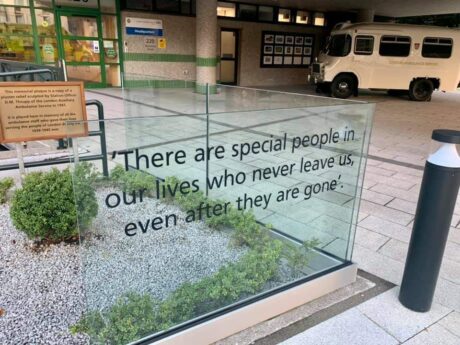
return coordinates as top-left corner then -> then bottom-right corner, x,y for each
0,81 -> 88,143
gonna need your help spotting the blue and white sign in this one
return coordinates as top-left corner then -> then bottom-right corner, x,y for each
125,17 -> 163,36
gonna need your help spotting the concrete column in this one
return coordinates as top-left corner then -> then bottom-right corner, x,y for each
356,9 -> 375,23
196,0 -> 218,94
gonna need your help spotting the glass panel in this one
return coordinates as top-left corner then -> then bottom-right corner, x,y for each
66,64 -> 101,83
35,9 -> 55,36
259,6 -> 273,22
63,39 -> 100,62
220,60 -> 235,83
278,8 -> 291,23
238,4 -> 257,21
61,15 -> 98,37
124,0 -> 153,11
102,15 -> 117,39
100,0 -> 116,13
0,35 -> 35,61
217,1 -> 235,18
103,39 -> 119,63
34,0 -> 53,7
0,6 -> 32,34
105,64 -> 120,86
156,0 -> 180,12
0,0 -> 28,5
296,10 -> 310,24
55,0 -> 98,8
221,31 -> 235,58
68,80 -> 373,344
39,36 -> 58,62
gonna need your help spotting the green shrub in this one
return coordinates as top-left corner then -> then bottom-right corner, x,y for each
284,239 -> 321,277
10,164 -> 98,241
111,165 -> 155,195
0,177 -> 14,204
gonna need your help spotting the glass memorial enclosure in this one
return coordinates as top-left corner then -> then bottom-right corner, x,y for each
67,79 -> 374,344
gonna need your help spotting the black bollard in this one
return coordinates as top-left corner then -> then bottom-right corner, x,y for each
399,129 -> 460,312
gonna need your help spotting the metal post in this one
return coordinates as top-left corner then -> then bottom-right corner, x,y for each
399,129 -> 460,312
205,83 -> 209,197
16,142 -> 26,183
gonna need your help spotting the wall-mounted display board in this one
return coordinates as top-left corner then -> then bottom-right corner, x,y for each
261,31 -> 314,68
0,82 -> 88,143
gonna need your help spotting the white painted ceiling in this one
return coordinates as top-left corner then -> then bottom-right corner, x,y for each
233,0 -> 460,17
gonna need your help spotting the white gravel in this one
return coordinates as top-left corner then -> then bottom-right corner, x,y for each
0,187 -> 247,344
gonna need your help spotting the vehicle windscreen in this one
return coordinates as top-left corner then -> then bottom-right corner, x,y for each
325,34 -> 352,57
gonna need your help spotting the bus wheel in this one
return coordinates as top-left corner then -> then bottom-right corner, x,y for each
409,79 -> 433,102
331,75 -> 354,99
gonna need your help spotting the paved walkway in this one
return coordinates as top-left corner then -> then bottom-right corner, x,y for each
84,87 -> 460,345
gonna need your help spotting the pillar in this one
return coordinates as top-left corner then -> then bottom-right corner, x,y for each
196,0 -> 218,94
356,9 -> 375,23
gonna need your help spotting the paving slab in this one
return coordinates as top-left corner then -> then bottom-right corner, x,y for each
439,311 -> 460,338
357,287 -> 452,342
402,323 -> 460,345
279,308 -> 398,345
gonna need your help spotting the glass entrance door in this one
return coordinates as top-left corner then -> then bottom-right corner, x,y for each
220,29 -> 239,85
56,9 -> 106,88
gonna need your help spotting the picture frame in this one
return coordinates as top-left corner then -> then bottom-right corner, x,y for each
284,46 -> 293,55
304,37 -> 313,46
294,46 -> 302,55
303,47 -> 312,55
295,36 -> 304,45
274,56 -> 283,64
264,34 -> 274,44
284,56 -> 293,65
274,46 -> 284,55
302,56 -> 311,65
263,55 -> 273,64
264,45 -> 273,54
293,56 -> 302,65
285,36 -> 294,45
275,35 -> 285,44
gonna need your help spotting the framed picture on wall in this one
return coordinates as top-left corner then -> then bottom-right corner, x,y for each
263,56 -> 273,64
264,34 -> 274,43
303,47 -> 312,55
294,47 -> 302,55
295,36 -> 304,45
274,46 -> 284,55
302,56 -> 311,65
285,36 -> 294,44
274,56 -> 283,64
293,56 -> 302,65
284,56 -> 293,65
264,45 -> 273,54
304,37 -> 313,46
275,35 -> 285,44
285,46 -> 293,55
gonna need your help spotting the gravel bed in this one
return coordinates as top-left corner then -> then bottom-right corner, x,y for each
83,187 -> 247,311
0,187 -> 247,344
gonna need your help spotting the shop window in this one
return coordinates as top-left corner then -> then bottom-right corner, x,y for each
296,10 -> 310,25
102,15 -> 117,39
354,35 -> 374,55
278,8 -> 291,23
100,0 -> 117,13
217,1 -> 235,18
379,35 -> 411,57
422,37 -> 453,58
103,40 -> 119,63
55,0 -> 98,8
0,0 -> 27,4
313,12 -> 325,26
33,0 -> 53,8
0,36 -> 35,62
35,9 -> 55,36
258,6 -> 273,22
0,6 -> 32,34
155,0 -> 180,13
238,4 -> 257,21
39,37 -> 58,63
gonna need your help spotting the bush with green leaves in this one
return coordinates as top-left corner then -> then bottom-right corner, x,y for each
10,163 -> 98,241
0,177 -> 14,204
110,165 -> 155,195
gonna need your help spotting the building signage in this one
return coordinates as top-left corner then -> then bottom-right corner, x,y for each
0,82 -> 88,143
144,37 -> 157,50
125,17 -> 163,36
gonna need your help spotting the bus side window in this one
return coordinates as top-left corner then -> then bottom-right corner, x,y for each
379,35 -> 411,57
354,35 -> 374,55
422,37 -> 453,58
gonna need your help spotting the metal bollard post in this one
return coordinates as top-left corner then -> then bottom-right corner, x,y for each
399,129 -> 460,312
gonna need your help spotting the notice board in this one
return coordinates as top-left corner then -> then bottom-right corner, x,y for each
0,81 -> 88,143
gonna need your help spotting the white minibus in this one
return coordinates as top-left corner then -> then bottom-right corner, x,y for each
310,22 -> 460,101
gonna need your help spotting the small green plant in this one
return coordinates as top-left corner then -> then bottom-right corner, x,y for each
110,165 -> 155,195
0,177 -> 14,204
10,164 -> 98,241
284,239 -> 321,278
